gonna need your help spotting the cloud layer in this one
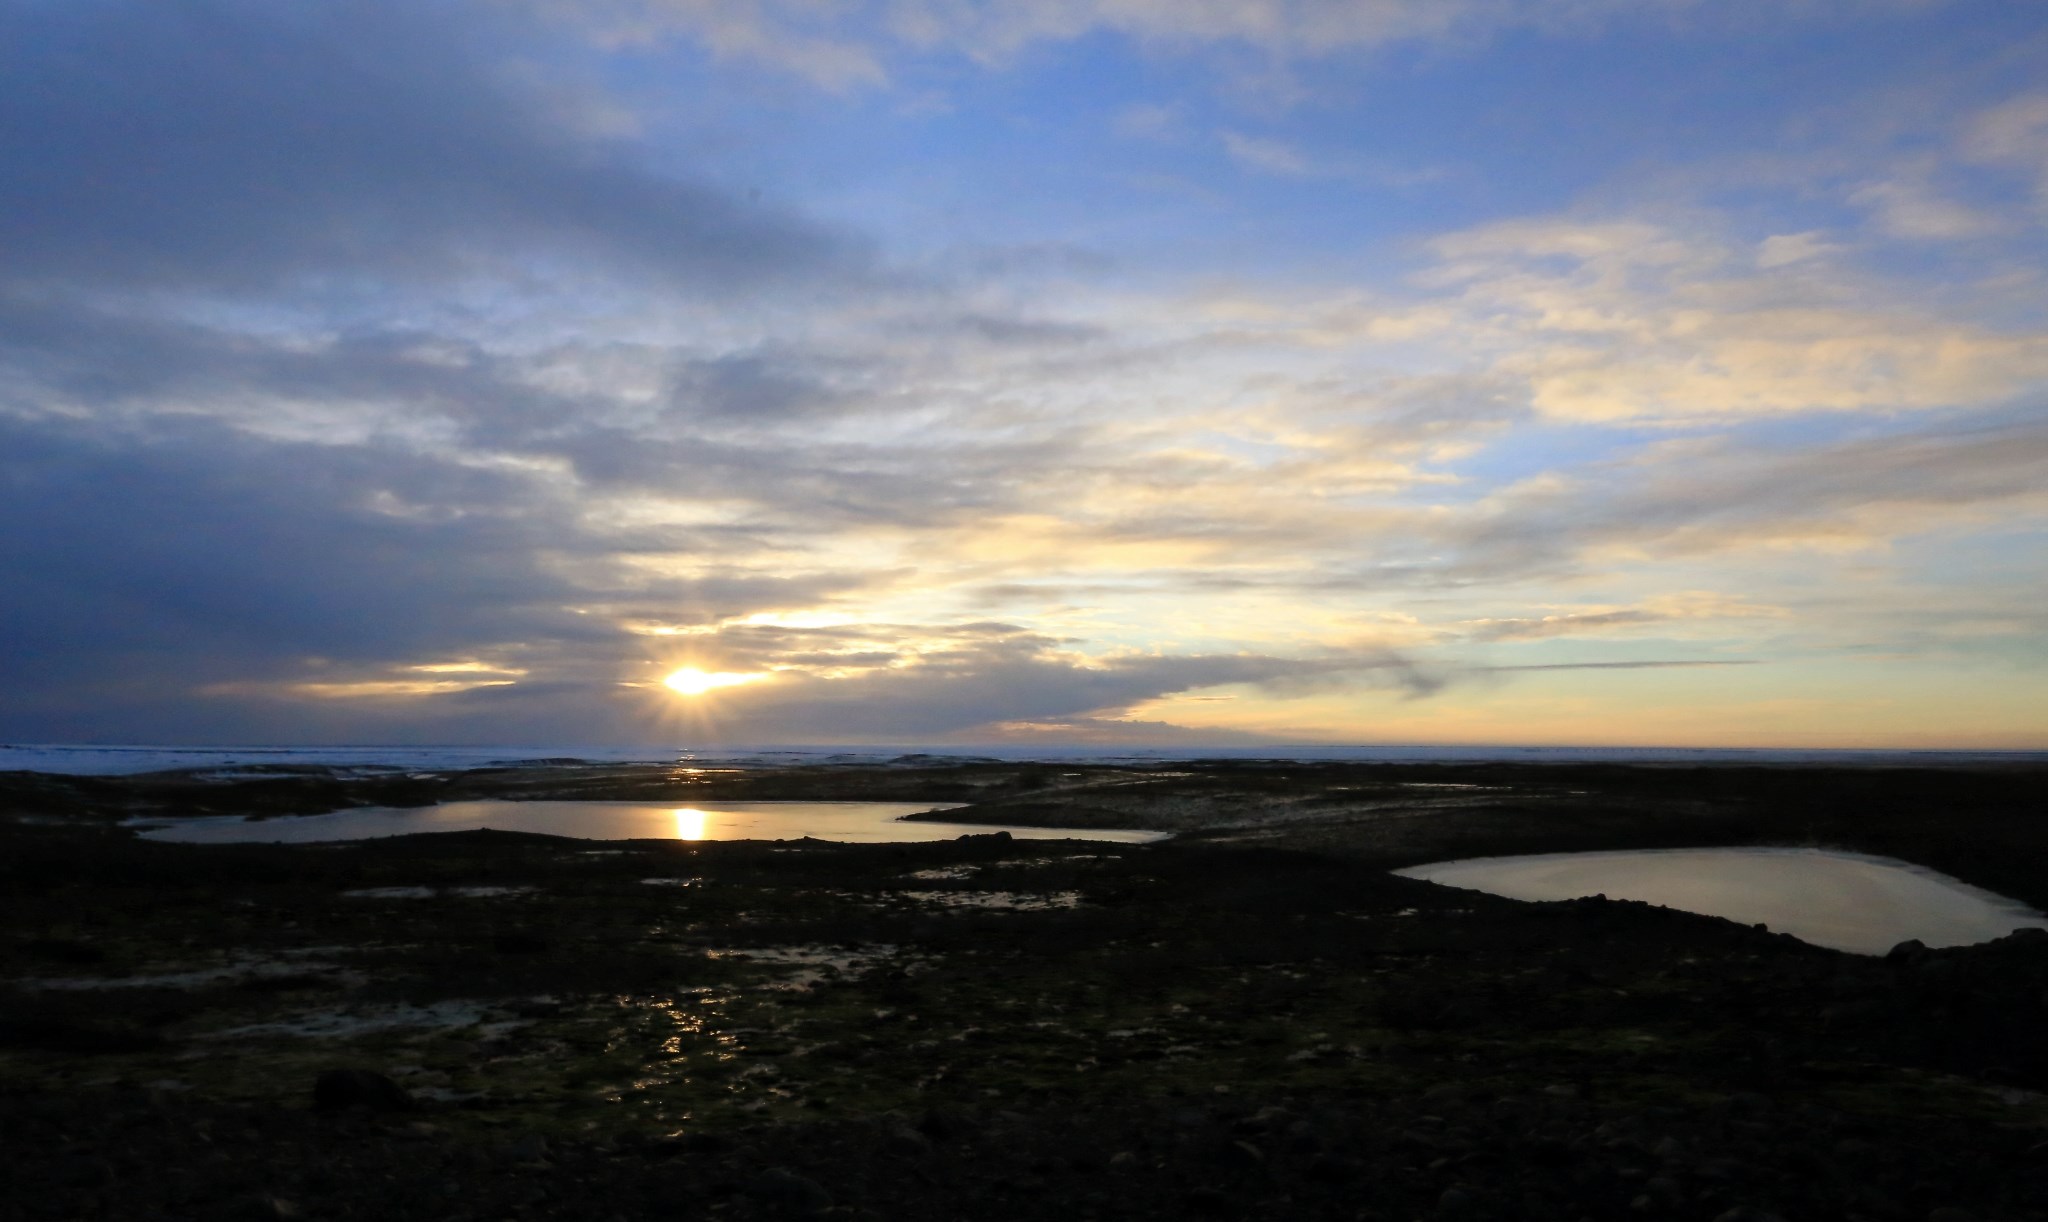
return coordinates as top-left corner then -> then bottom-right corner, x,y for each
1,0 -> 2042,747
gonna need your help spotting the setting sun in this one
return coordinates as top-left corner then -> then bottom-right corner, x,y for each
662,667 -> 766,697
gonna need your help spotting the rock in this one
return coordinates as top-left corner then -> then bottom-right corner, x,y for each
1220,1139 -> 1266,1172
878,1123 -> 931,1158
312,1068 -> 414,1113
750,1167 -> 834,1215
1437,1185 -> 1477,1215
1245,1105 -> 1296,1130
635,1131 -> 729,1159
499,1133 -> 550,1163
19,937 -> 108,966
1887,939 -> 1930,963
220,1194 -> 305,1221
0,1008 -> 166,1054
54,1156 -> 115,1188
915,1107 -> 973,1142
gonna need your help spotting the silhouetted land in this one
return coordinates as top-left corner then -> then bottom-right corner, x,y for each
2,760 -> 2046,1220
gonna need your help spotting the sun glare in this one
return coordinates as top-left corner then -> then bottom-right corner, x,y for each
662,667 -> 765,696
673,808 -> 708,840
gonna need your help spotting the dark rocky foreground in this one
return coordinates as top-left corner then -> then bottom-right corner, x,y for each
2,759 -> 2046,1221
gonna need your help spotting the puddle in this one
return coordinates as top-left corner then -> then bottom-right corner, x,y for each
1396,847 -> 2048,954
24,953 -> 356,992
134,800 -> 1170,845
340,885 -> 537,899
706,943 -> 902,990
206,1000 -> 529,1040
897,890 -> 1083,911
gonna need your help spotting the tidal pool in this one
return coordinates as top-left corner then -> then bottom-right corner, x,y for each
133,799 -> 1168,846
1395,847 -> 2047,955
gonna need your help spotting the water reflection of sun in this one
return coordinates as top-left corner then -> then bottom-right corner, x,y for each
674,808 -> 708,840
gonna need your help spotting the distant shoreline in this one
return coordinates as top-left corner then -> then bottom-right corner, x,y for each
5,740 -> 2045,777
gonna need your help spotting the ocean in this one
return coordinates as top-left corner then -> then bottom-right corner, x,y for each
3,741 -> 2040,776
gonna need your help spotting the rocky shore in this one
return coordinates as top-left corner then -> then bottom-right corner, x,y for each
2,759 -> 2045,1220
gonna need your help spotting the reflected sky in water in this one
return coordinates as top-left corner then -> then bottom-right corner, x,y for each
1398,847 -> 2047,955
135,799 -> 1166,845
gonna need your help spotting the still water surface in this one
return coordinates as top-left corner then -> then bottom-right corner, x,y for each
1397,847 -> 2046,955
133,799 -> 1167,846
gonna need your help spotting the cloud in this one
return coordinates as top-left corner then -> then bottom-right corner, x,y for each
657,629 -> 1445,740
1966,93 -> 2048,164
0,403 -> 912,739
1460,593 -> 1788,641
1114,103 -> 1182,141
1476,660 -> 1758,671
0,382 -> 1454,743
1754,231 -> 1841,269
1,0 -> 2039,750
529,0 -> 1913,86
951,716 -> 1285,746
1444,413 -> 2048,582
1966,92 -> 2048,214
1221,131 -> 1314,177
0,0 -> 853,297
1464,609 -> 1666,641
1417,216 -> 2048,421
1849,175 -> 2005,240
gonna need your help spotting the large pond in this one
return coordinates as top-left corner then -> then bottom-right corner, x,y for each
132,799 -> 1168,846
1396,847 -> 2046,955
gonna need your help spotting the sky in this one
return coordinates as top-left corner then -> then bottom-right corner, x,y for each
3,0 -> 2045,750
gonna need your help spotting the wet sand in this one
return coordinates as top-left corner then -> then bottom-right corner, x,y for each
2,759 -> 2046,1220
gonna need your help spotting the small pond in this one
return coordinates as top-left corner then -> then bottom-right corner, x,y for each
132,799 -> 1167,846
1396,847 -> 2046,955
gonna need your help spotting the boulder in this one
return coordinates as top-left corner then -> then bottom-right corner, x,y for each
312,1068 -> 413,1113
749,1167 -> 834,1216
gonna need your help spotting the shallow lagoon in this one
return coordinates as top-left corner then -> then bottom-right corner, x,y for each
133,799 -> 1168,846
1397,846 -> 2047,955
